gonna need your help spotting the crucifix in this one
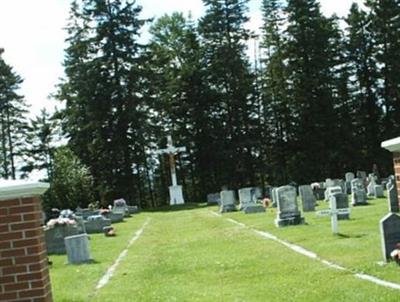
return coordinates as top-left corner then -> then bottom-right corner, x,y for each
316,195 -> 350,235
155,135 -> 187,205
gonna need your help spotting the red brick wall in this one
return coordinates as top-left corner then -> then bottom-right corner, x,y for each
394,153 -> 400,205
0,197 -> 52,302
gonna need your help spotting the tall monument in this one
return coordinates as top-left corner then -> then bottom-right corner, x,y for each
156,135 -> 186,205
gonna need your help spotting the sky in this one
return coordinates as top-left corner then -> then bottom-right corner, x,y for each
0,0 -> 364,117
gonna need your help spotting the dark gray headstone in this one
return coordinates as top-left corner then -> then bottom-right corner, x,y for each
219,190 -> 237,213
207,193 -> 221,205
388,180 -> 399,213
380,213 -> 400,262
324,186 -> 342,201
299,185 -> 316,212
65,234 -> 92,264
374,185 -> 385,198
45,224 -> 79,254
275,186 -> 304,227
331,193 -> 350,220
238,187 -> 265,214
84,218 -> 112,234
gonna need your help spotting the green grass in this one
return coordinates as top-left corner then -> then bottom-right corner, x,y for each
48,198 -> 400,302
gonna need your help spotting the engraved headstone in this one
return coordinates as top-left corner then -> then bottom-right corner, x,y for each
271,187 -> 278,208
324,186 -> 342,201
84,216 -> 112,234
207,193 -> 221,205
275,186 -> 305,227
299,185 -> 316,212
351,178 -> 367,206
374,185 -> 385,198
65,234 -> 92,264
380,213 -> 400,262
331,193 -> 350,220
387,178 -> 399,213
238,187 -> 265,214
113,198 -> 130,217
219,190 -> 237,213
367,178 -> 376,196
45,224 -> 79,254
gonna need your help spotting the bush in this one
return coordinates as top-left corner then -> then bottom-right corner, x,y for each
42,147 -> 94,212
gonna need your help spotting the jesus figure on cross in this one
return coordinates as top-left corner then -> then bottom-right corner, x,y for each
155,135 -> 186,205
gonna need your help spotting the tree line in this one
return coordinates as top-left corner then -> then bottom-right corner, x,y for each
0,0 -> 399,209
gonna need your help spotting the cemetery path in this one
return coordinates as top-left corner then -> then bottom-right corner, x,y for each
88,206 -> 400,302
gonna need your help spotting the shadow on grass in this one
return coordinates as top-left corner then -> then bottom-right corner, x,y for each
143,202 -> 208,213
336,233 -> 367,239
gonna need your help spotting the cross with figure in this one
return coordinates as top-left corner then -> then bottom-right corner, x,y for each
155,135 -> 187,205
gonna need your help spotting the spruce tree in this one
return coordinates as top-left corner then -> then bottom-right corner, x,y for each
365,0 -> 400,140
0,48 -> 29,179
58,0 -> 149,204
345,3 -> 383,170
284,0 -> 344,182
199,0 -> 257,188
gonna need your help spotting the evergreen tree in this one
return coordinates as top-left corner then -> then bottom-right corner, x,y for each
284,0 -> 344,182
199,0 -> 257,189
0,48 -> 29,179
260,0 -> 293,184
366,0 -> 400,140
345,3 -> 383,170
20,108 -> 58,180
58,0 -> 149,204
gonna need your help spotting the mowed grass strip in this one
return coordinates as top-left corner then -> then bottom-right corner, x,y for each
218,195 -> 400,284
92,206 -> 399,302
49,214 -> 150,302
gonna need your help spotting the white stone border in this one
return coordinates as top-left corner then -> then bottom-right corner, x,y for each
96,218 -> 151,290
210,211 -> 400,291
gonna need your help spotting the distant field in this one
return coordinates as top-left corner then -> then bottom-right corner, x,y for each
49,197 -> 400,301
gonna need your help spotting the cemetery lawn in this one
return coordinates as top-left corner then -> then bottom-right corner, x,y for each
49,199 -> 400,302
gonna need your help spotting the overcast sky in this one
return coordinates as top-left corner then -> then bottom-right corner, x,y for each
0,0 -> 363,117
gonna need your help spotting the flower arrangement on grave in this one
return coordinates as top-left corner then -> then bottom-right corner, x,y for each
262,198 -> 271,208
390,243 -> 400,265
46,217 -> 77,228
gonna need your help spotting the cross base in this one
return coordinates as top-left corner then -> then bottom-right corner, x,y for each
169,185 -> 185,205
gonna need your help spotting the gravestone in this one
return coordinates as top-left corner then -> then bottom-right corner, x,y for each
219,190 -> 237,213
75,216 -> 87,234
207,193 -> 221,205
113,198 -> 130,217
374,185 -> 385,198
387,179 -> 399,213
299,185 -> 316,212
264,185 -> 273,198
127,205 -> 139,214
324,186 -> 342,201
275,186 -> 305,227
357,171 -> 367,180
312,183 -> 325,201
84,217 -> 112,234
45,224 -> 79,254
271,187 -> 278,208
380,213 -> 400,262
345,172 -> 355,182
367,178 -> 376,196
238,187 -> 265,214
65,234 -> 92,264
108,212 -> 124,223
331,193 -> 350,220
345,173 -> 354,194
351,178 -> 367,206
76,208 -> 97,220
317,194 -> 350,234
